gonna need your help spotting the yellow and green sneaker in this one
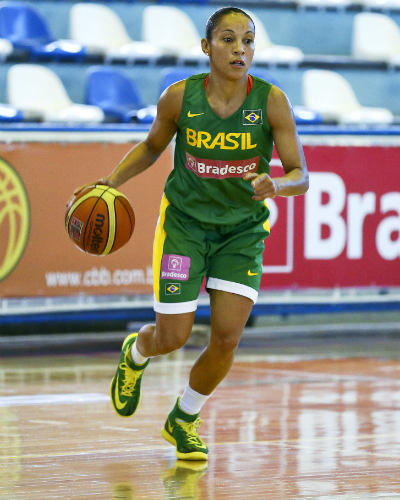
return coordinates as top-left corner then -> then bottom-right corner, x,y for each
110,333 -> 149,418
161,398 -> 208,461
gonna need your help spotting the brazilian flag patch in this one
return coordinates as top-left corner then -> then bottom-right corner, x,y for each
243,109 -> 263,125
166,283 -> 181,295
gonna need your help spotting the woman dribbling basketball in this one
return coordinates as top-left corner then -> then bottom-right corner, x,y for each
74,7 -> 309,461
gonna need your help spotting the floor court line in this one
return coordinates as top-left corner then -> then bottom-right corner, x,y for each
2,432 -> 400,461
100,425 -> 141,432
29,420 -> 69,425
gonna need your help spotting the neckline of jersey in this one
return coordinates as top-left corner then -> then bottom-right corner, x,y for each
202,73 -> 254,121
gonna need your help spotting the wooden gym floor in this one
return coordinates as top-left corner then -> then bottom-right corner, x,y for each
1,339 -> 400,500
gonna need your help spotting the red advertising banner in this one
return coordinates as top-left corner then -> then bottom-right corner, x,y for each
262,145 -> 400,288
0,139 -> 399,298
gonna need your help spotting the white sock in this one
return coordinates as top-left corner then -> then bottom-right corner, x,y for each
130,340 -> 148,365
179,383 -> 211,415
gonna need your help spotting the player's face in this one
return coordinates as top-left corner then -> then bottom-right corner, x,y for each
205,13 -> 255,79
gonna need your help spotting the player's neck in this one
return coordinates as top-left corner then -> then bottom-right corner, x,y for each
206,72 -> 249,106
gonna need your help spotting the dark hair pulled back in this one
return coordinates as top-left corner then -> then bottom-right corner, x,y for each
205,7 -> 254,43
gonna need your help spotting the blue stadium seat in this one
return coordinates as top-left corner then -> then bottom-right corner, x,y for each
248,69 -> 282,88
0,103 -> 23,122
159,68 -> 195,95
250,69 -> 323,125
0,2 -> 87,61
292,106 -> 324,125
85,67 -> 156,124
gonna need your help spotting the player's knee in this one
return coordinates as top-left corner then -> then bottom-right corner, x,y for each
211,333 -> 241,357
138,324 -> 156,336
154,329 -> 188,355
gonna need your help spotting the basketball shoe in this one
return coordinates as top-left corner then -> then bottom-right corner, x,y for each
161,398 -> 208,461
162,460 -> 208,499
110,333 -> 149,417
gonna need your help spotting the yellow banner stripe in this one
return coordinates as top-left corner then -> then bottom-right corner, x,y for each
152,194 -> 170,301
0,158 -> 30,281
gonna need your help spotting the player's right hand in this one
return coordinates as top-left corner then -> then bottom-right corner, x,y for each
66,178 -> 115,206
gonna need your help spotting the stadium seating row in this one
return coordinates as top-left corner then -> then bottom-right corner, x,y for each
0,64 -> 394,125
0,2 -> 399,65
32,0 -> 400,11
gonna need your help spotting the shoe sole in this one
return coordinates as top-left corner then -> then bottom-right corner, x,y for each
161,427 -> 208,461
109,332 -> 141,418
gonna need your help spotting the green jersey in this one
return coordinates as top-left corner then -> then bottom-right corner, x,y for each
164,73 -> 274,225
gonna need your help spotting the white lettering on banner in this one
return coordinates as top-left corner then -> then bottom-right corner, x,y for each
83,267 -> 111,287
305,173 -> 400,261
113,269 -> 145,285
45,272 -> 82,287
376,193 -> 400,260
347,192 -> 376,259
305,173 -> 346,259
45,266 -> 153,288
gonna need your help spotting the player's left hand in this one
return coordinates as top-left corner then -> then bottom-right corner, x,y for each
244,172 -> 278,200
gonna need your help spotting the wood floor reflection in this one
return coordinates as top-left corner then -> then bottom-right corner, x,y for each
1,349 -> 400,499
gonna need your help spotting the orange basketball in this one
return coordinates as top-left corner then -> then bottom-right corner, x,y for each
65,185 -> 135,255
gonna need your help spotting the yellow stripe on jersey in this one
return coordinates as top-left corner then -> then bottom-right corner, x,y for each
152,194 -> 170,301
263,200 -> 270,233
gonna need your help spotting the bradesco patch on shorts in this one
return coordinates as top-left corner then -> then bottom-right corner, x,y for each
185,152 -> 260,179
165,283 -> 181,295
161,254 -> 190,281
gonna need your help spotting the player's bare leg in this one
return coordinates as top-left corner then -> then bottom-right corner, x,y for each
188,289 -> 253,395
135,311 -> 195,357
110,311 -> 195,418
134,290 -> 252,389
161,289 -> 253,460
112,292 -> 252,459
125,311 -> 208,460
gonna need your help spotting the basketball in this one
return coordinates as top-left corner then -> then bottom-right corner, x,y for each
65,185 -> 135,256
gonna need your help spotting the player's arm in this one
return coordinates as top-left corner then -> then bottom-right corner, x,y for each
72,81 -> 185,196
105,82 -> 184,189
244,85 -> 309,201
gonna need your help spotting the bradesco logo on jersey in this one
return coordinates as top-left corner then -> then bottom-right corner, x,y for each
185,152 -> 260,179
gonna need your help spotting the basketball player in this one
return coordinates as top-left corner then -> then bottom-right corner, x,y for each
74,7 -> 308,461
